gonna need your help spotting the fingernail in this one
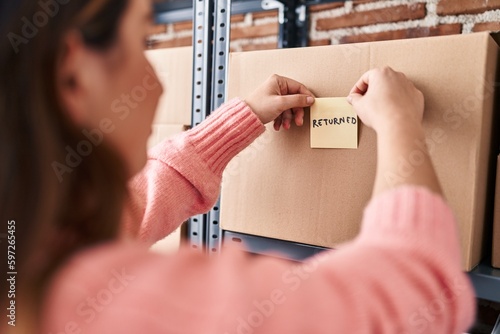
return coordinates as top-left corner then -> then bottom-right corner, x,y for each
306,96 -> 314,104
347,95 -> 352,104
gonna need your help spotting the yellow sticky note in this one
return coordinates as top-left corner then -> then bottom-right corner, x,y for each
310,97 -> 358,149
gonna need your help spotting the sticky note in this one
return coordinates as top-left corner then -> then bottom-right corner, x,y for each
310,97 -> 358,149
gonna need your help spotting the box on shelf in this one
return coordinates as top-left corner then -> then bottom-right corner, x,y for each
145,46 -> 192,252
145,46 -> 193,126
221,32 -> 500,271
493,155 -> 500,269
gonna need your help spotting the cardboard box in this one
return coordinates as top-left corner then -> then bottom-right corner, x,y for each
221,32 -> 500,271
493,155 -> 500,268
145,46 -> 193,126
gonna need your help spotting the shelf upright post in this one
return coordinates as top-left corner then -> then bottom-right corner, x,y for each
206,0 -> 232,255
207,0 -> 310,254
187,0 -> 215,252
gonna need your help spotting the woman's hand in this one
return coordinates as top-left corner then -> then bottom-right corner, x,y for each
347,66 -> 424,133
244,74 -> 315,131
347,66 -> 441,196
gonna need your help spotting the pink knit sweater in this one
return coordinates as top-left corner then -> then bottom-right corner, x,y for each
41,99 -> 476,334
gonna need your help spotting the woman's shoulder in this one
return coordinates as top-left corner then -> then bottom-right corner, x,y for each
40,242 -> 242,334
40,242 -> 159,333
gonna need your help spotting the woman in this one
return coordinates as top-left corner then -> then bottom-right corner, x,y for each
0,0 -> 475,333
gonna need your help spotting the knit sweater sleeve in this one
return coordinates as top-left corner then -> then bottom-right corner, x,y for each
43,186 -> 476,334
121,98 -> 264,242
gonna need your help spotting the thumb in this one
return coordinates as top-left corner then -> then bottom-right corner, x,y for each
347,93 -> 362,106
277,94 -> 314,111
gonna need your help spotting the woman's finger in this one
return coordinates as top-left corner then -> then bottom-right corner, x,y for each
282,109 -> 293,130
277,75 -> 316,97
293,107 -> 304,126
273,115 -> 283,131
276,94 -> 314,114
348,70 -> 372,96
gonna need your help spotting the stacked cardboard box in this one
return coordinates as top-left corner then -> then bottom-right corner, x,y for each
145,47 -> 193,253
221,32 -> 500,271
145,46 -> 193,126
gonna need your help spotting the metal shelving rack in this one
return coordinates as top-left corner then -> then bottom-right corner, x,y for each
225,230 -> 500,304
154,0 -> 500,313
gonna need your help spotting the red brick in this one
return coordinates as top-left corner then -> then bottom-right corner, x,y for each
309,2 -> 344,12
316,3 -> 426,31
353,0 -> 380,5
231,23 -> 279,40
308,39 -> 331,46
241,42 -> 278,51
169,15 -> 245,34
437,0 -> 500,15
339,23 -> 462,44
148,36 -> 193,49
473,21 -> 500,32
232,14 -> 246,23
147,24 -> 167,35
173,21 -> 192,32
252,10 -> 278,19
341,30 -> 407,44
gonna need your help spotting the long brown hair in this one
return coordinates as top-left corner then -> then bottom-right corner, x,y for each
0,0 -> 130,329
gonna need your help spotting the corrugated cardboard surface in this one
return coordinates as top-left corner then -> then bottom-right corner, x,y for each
493,156 -> 500,268
145,47 -> 193,125
145,47 -> 192,251
221,32 -> 499,271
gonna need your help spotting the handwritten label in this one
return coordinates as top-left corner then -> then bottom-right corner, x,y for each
310,97 -> 358,149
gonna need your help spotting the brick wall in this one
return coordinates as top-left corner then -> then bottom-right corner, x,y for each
148,0 -> 500,51
147,10 -> 280,51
